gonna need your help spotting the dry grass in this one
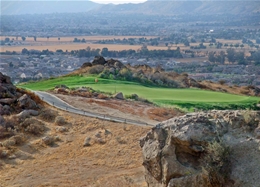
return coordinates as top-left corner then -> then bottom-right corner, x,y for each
0,108 -> 150,187
1,43 -> 168,52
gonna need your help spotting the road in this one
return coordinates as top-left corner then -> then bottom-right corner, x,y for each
34,91 -> 154,127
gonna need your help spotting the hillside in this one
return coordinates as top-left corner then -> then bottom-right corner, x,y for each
3,0 -> 260,15
0,73 -> 152,186
1,0 -> 100,15
92,0 -> 260,15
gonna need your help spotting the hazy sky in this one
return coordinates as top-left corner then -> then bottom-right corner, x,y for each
91,0 -> 147,4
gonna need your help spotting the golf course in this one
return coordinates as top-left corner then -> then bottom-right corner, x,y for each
19,75 -> 260,110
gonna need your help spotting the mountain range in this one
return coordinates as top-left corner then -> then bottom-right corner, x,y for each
2,0 -> 260,15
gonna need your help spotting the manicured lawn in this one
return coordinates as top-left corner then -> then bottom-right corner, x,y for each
19,75 -> 260,110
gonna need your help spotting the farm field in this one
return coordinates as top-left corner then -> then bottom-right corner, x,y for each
19,75 -> 260,110
0,43 -> 169,53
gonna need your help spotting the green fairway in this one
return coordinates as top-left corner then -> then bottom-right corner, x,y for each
19,75 -> 260,110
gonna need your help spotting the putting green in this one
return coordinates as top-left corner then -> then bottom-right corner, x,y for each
19,75 -> 260,110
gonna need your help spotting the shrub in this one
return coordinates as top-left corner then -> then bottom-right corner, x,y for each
20,118 -> 45,135
54,116 -> 66,126
202,141 -> 231,186
39,109 -> 57,122
0,148 -> 9,158
88,65 -> 104,74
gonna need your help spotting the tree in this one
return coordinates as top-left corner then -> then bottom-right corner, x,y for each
240,44 -> 244,49
22,48 -> 29,54
47,36 -> 49,41
224,43 -> 228,48
4,38 -> 10,42
33,36 -> 37,41
227,48 -> 236,63
215,51 -> 225,64
236,52 -> 245,64
101,47 -> 109,57
208,52 -> 215,62
21,36 -> 26,41
58,37 -> 60,41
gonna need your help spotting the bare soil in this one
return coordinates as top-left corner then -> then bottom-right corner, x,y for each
54,93 -> 183,124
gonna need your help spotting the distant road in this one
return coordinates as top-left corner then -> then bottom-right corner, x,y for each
34,91 -> 154,127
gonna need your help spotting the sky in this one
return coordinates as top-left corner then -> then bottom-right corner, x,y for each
91,0 -> 147,4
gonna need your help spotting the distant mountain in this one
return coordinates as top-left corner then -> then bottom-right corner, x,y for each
2,0 -> 260,15
1,0 -> 100,15
92,0 -> 260,15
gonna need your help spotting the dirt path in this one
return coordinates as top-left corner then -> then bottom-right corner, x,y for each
54,94 -> 183,124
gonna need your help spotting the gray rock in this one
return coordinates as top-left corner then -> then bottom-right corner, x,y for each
114,92 -> 124,100
16,110 -> 39,119
140,110 -> 260,187
0,115 -> 5,125
83,137 -> 91,147
17,94 -> 37,109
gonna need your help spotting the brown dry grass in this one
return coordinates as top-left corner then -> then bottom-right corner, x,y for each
0,107 -> 150,187
201,81 -> 258,96
1,43 -> 168,53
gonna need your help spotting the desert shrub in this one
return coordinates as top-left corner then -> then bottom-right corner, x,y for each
125,94 -> 138,100
119,68 -> 132,80
39,108 -> 57,122
0,147 -> 9,158
9,134 -> 26,145
218,80 -> 226,85
88,65 -> 104,74
54,116 -> 66,126
0,126 -> 14,139
1,139 -> 16,147
241,110 -> 259,131
202,141 -> 231,187
116,136 -> 127,144
3,116 -> 19,130
20,118 -> 45,135
42,135 -> 59,146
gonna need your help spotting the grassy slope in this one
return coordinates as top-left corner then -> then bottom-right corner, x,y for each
19,75 -> 260,110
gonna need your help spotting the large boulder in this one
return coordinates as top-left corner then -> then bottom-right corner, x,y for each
113,92 -> 124,100
92,56 -> 106,66
17,94 -> 37,109
140,110 -> 260,187
0,72 -> 16,97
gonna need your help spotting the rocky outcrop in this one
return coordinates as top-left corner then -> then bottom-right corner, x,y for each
17,94 -> 37,109
92,56 -> 106,66
140,110 -> 260,187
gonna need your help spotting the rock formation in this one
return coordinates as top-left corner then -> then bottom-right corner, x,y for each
140,110 -> 260,187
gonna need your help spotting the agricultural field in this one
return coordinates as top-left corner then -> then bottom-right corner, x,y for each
0,43 -> 169,53
19,75 -> 260,110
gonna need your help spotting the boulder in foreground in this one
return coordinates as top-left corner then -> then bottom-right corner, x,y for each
140,110 -> 260,187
